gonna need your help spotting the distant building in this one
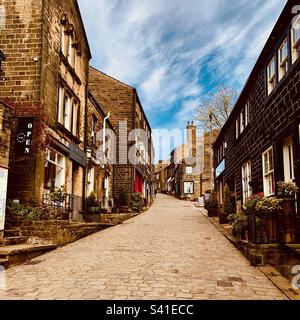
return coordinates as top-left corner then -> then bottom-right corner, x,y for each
155,160 -> 170,193
166,122 -> 215,201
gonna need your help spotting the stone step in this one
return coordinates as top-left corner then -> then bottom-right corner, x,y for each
0,244 -> 58,269
0,259 -> 9,269
3,236 -> 29,246
4,229 -> 20,237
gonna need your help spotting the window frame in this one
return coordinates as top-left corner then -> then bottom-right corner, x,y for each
283,137 -> 295,183
267,57 -> 276,95
278,38 -> 289,81
262,147 -> 275,196
242,160 -> 252,203
44,148 -> 66,191
291,15 -> 300,64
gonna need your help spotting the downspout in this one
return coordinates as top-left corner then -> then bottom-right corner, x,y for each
103,112 -> 111,205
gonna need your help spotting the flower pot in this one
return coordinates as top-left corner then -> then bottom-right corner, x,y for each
207,208 -> 218,217
219,212 -> 229,225
119,206 -> 129,213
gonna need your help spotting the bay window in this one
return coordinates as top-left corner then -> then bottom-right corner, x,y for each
278,38 -> 289,81
262,147 -> 275,196
267,57 -> 276,95
242,161 -> 252,203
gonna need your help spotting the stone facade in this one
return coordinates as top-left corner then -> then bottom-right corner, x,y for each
213,1 -> 300,215
86,91 -> 114,210
88,67 -> 154,205
0,0 -> 91,219
155,161 -> 169,193
166,123 -> 214,201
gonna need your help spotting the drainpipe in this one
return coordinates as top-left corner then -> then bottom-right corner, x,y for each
103,112 -> 111,205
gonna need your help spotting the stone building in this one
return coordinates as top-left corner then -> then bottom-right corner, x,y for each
154,160 -> 169,193
88,67 -> 154,206
213,1 -> 300,217
166,122 -> 214,201
0,0 -> 91,220
86,90 -> 115,211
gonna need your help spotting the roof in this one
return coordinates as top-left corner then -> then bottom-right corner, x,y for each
215,0 -> 296,146
74,0 -> 92,59
89,66 -> 134,89
89,65 -> 153,131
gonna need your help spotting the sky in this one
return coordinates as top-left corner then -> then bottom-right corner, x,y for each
78,0 -> 287,162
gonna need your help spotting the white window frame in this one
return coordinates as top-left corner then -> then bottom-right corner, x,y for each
87,166 -> 95,196
283,137 -> 295,183
242,161 -> 252,203
267,57 -> 276,95
262,147 -> 275,196
57,85 -> 64,124
291,15 -> 300,64
278,38 -> 289,81
72,101 -> 78,137
45,148 -> 66,189
64,93 -> 72,132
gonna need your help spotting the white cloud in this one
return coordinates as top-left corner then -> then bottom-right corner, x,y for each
78,0 -> 287,160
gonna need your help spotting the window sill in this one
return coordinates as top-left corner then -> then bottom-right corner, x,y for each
57,122 -> 81,144
59,51 -> 82,86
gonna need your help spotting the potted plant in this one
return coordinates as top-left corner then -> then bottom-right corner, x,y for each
206,190 -> 218,217
86,192 -> 100,213
219,185 -> 235,224
229,211 -> 248,240
118,189 -> 129,213
131,193 -> 144,213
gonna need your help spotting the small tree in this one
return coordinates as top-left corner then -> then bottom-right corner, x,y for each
194,84 -> 237,130
209,190 -> 218,208
223,184 -> 235,215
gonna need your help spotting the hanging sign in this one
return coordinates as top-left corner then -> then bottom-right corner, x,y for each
0,167 -> 8,231
15,118 -> 34,157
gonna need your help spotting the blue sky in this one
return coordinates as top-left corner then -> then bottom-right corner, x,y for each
78,0 -> 287,161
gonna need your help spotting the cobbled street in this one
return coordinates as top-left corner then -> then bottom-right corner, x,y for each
0,194 -> 287,300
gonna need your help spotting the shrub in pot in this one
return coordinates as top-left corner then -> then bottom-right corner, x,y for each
219,184 -> 235,224
87,192 -> 100,213
131,193 -> 144,213
206,190 -> 218,217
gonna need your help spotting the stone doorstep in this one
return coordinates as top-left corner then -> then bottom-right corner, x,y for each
0,244 -> 58,269
0,244 -> 58,256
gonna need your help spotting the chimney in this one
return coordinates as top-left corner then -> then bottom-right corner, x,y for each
186,121 -> 196,157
